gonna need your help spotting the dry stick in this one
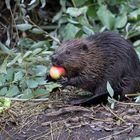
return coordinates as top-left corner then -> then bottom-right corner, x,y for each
125,93 -> 140,97
27,126 -> 64,140
0,125 -> 11,138
98,124 -> 133,140
27,17 -> 60,44
102,105 -> 125,122
109,98 -> 140,106
71,0 -> 76,7
50,122 -> 54,140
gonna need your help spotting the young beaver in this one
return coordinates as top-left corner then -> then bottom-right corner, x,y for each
51,31 -> 140,105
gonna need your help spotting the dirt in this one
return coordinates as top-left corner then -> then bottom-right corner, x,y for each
0,87 -> 140,140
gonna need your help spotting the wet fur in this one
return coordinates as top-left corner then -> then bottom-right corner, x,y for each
51,32 -> 140,105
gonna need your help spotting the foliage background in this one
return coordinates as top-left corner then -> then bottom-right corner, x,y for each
0,0 -> 140,99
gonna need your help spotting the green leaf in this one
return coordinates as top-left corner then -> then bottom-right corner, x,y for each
26,80 -> 38,88
31,41 -> 48,49
33,89 -> 49,97
0,42 -> 12,54
7,53 -> 22,67
18,38 -> 34,48
5,0 -> 11,10
135,96 -> 140,103
62,23 -> 80,40
74,0 -> 88,7
82,26 -> 94,35
97,5 -> 115,30
134,40 -> 140,47
52,11 -> 63,23
16,23 -> 32,31
66,6 -> 88,17
32,65 -> 47,76
32,48 -> 42,55
129,9 -> 140,21
0,97 -> 11,113
6,68 -> 14,81
0,75 -> 6,86
14,71 -> 24,82
132,136 -> 140,140
0,87 -> 7,96
23,51 -> 32,59
35,77 -> 47,85
6,86 -> 19,97
115,13 -> 127,28
0,57 -> 8,74
30,28 -> 44,34
40,0 -> 46,8
20,89 -> 34,99
107,81 -> 114,97
45,82 -> 62,93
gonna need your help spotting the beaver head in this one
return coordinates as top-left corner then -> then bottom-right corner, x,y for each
51,38 -> 96,77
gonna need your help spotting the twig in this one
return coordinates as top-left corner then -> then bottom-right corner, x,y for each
5,98 -> 49,102
98,124 -> 133,140
109,98 -> 140,106
71,0 -> 76,7
46,106 -> 90,117
125,93 -> 140,97
0,125 -> 11,138
50,122 -> 54,140
27,17 -> 60,44
102,105 -> 125,122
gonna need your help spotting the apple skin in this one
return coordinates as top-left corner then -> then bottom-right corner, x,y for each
50,66 -> 66,80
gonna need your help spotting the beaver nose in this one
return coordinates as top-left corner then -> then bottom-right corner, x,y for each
51,55 -> 57,63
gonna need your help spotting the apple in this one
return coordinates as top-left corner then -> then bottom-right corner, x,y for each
50,66 -> 66,80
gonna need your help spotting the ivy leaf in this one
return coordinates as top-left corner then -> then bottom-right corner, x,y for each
14,71 -> 24,82
20,89 -> 34,99
97,5 -> 115,30
6,68 -> 14,81
35,77 -> 47,85
32,65 -> 47,76
6,86 -> 19,97
0,75 -> 6,86
0,87 -> 7,96
26,80 -> 38,88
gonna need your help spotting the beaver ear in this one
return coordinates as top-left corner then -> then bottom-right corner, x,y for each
80,44 -> 88,52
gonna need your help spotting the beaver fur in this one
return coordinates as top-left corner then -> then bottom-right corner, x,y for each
51,31 -> 140,105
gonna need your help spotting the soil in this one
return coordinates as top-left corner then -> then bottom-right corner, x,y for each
0,87 -> 140,140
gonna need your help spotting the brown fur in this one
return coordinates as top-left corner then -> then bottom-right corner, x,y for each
51,32 -> 140,105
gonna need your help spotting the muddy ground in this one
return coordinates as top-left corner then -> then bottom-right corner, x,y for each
0,87 -> 140,140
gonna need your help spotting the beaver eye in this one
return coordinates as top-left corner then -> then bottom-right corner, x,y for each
66,50 -> 70,54
80,44 -> 88,52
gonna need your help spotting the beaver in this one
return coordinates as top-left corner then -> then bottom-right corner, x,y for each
51,31 -> 140,105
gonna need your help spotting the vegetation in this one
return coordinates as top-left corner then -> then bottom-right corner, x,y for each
0,0 -> 140,100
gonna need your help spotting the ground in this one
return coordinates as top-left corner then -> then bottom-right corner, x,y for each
0,87 -> 140,140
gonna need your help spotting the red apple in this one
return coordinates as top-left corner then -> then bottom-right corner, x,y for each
50,66 -> 65,80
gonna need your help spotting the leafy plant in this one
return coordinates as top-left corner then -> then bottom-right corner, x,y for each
0,0 -> 139,100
